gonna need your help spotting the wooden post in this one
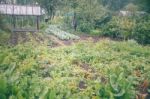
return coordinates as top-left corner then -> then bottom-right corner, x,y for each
12,15 -> 16,32
36,16 -> 39,31
12,2 -> 16,32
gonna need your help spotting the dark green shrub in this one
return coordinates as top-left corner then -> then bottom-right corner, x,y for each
107,16 -> 135,39
90,29 -> 102,36
95,14 -> 112,28
78,21 -> 94,33
133,15 -> 150,44
101,17 -> 122,38
133,22 -> 150,44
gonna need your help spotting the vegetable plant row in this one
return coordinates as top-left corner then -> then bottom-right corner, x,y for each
45,25 -> 80,40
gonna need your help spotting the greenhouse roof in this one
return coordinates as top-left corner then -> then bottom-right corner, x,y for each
0,4 -> 42,16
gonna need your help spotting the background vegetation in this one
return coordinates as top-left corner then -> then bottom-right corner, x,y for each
0,0 -> 150,44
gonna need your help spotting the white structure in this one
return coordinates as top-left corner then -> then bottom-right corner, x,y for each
0,4 -> 42,16
119,11 -> 131,16
119,10 -> 146,16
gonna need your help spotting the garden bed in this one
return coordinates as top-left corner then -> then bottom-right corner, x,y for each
0,40 -> 149,99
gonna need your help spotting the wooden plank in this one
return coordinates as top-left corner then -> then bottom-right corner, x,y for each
12,29 -> 38,32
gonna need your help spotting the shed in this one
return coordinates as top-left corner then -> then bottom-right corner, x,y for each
0,4 -> 42,32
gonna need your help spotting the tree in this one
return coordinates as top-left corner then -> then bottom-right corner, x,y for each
135,0 -> 150,12
15,0 -> 38,4
62,0 -> 108,32
99,0 -> 130,11
0,0 -> 6,3
66,0 -> 78,31
124,3 -> 139,15
37,0 -> 61,20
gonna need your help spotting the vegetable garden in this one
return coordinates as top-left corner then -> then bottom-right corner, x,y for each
0,40 -> 150,99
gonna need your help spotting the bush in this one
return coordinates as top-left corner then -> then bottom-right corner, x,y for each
102,16 -> 136,39
78,21 -> 94,33
95,14 -> 112,28
101,16 -> 122,38
100,15 -> 150,44
133,15 -> 150,44
90,29 -> 102,36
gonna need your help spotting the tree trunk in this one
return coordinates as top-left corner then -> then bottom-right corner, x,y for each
73,12 -> 77,31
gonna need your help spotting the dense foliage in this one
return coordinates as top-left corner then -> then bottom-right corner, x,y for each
60,0 -> 150,44
0,40 -> 150,98
1,0 -> 150,44
100,15 -> 150,44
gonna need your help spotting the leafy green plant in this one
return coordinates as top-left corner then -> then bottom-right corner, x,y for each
109,73 -> 134,99
45,25 -> 80,40
40,89 -> 56,99
0,76 -> 7,99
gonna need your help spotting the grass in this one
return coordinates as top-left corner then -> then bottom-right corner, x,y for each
0,30 -> 10,45
0,40 -> 149,99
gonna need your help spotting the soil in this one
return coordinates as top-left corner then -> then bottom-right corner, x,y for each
9,32 -> 45,45
137,80 -> 150,99
8,31 -> 107,47
79,81 -> 87,89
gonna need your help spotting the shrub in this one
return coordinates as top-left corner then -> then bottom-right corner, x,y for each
95,14 -> 112,28
102,16 -> 136,39
101,15 -> 150,44
133,15 -> 150,44
78,21 -> 94,33
101,16 -> 122,38
90,29 -> 102,36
